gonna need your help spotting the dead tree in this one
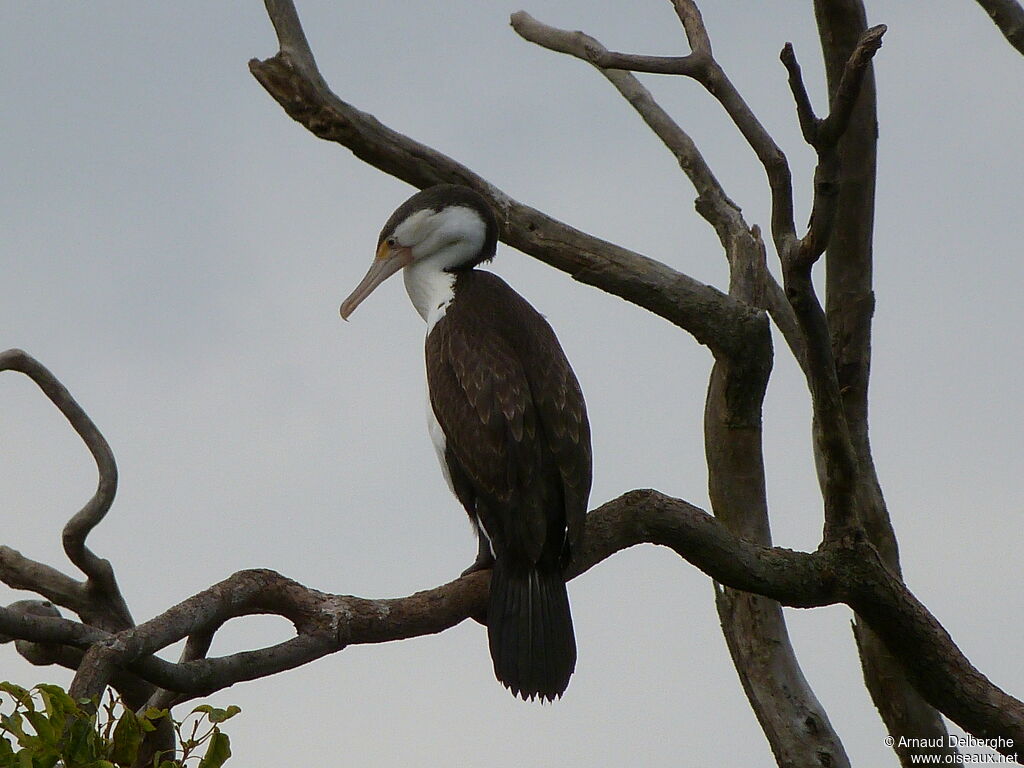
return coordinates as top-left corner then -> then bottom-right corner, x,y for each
3,1 -> 1023,765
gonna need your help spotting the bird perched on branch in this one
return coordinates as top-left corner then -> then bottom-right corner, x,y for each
340,184 -> 592,701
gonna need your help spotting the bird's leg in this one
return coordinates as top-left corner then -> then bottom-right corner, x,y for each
461,528 -> 494,626
461,531 -> 495,577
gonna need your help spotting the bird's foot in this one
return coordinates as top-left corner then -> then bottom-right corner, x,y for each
460,550 -> 495,577
461,550 -> 494,626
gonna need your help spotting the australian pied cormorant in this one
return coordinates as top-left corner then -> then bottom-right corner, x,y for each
340,184 -> 591,701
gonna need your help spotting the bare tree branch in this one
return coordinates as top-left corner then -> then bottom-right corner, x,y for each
775,27 -> 889,531
0,545 -> 93,616
761,258 -> 809,373
3,484 -> 1018,757
813,2 -> 955,761
670,0 -> 713,58
514,1 -> 799,254
974,0 -> 1024,54
1,349 -> 133,632
782,26 -> 887,269
508,13 -> 738,245
780,43 -> 821,145
710,204 -> 850,766
554,2 -> 874,534
4,3 -> 1019,766
506,13 -> 845,760
509,0 -> 820,392
817,25 -> 886,147
771,25 -> 887,545
0,602 -> 105,647
672,23 -> 798,253
706,364 -> 851,767
244,2 -> 1024,761
145,631 -> 216,711
505,3 -> 713,77
3,600 -> 156,709
247,8 -> 771,372
509,9 -> 794,431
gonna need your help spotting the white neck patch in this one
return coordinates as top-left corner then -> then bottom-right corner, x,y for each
403,261 -> 456,332
394,204 -> 486,331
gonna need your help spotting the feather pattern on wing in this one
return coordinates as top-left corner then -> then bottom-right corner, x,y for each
425,270 -> 591,567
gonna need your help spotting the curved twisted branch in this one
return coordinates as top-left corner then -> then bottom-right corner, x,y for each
1,349 -> 132,631
0,545 -> 92,616
2,486 -> 1019,756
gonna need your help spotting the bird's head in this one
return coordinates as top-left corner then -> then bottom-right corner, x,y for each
340,184 -> 498,319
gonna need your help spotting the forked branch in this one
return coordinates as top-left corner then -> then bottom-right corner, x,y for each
773,25 -> 886,544
782,24 -> 886,266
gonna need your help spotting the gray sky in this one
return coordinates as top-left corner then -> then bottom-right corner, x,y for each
2,1 -> 1022,765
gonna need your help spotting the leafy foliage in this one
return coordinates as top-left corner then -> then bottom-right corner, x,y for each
0,682 -> 239,768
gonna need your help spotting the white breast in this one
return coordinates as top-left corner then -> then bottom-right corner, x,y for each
426,395 -> 454,494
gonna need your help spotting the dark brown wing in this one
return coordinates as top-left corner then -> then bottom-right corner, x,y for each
425,271 -> 591,566
521,324 -> 591,559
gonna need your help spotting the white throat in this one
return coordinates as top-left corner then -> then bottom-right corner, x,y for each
391,203 -> 487,332
403,259 -> 456,332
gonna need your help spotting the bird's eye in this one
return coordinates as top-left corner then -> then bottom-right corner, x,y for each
386,236 -> 397,247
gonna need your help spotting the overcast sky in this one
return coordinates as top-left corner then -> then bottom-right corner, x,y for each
2,1 -> 1022,765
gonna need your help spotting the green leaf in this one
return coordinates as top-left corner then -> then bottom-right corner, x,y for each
23,710 -> 55,745
34,687 -> 71,736
109,709 -> 143,766
205,706 -> 240,725
1,712 -> 26,743
135,707 -> 166,736
34,685 -> 77,715
65,715 -> 100,764
197,731 -> 230,768
0,684 -> 33,712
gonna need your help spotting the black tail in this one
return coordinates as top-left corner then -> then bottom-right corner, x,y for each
487,559 -> 576,701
